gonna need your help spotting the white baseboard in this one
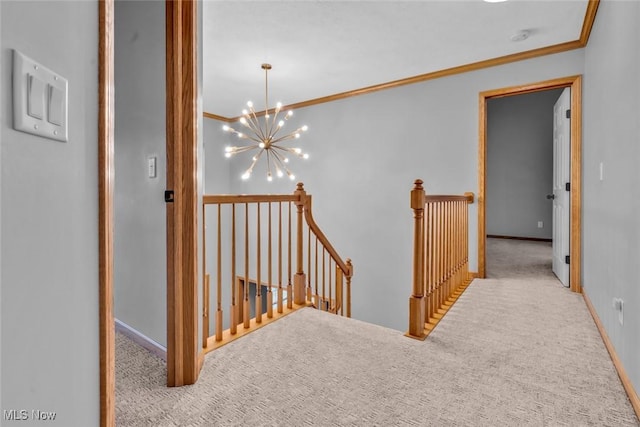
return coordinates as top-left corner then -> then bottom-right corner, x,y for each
115,319 -> 167,362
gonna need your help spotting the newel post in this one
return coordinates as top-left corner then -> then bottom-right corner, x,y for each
408,179 -> 426,339
293,182 -> 307,305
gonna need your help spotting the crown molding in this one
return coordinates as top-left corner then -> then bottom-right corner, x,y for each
204,0 -> 599,122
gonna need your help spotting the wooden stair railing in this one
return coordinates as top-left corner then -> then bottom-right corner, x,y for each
407,179 -> 474,340
202,183 -> 353,352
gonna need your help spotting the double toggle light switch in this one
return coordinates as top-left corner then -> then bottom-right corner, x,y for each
13,50 -> 68,142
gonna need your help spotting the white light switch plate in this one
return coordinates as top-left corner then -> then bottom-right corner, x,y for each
148,156 -> 157,178
12,49 -> 68,142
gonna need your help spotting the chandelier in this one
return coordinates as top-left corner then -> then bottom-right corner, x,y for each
223,63 -> 309,181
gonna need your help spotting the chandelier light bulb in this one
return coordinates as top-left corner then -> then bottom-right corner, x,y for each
294,148 -> 302,154
239,117 -> 248,125
303,153 -> 309,159
267,174 -> 273,182
302,125 -> 309,131
241,171 -> 251,180
284,158 -> 289,163
287,111 -> 293,117
295,133 -> 301,138
223,125 -> 230,131
247,101 -> 253,108
288,174 -> 295,181
278,120 -> 284,128
277,169 -> 284,178
259,142 -> 265,148
225,152 -> 232,158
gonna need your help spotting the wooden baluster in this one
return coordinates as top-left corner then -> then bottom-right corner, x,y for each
307,226 -> 312,302
346,259 -> 352,318
329,258 -> 333,312
336,265 -> 343,315
433,202 -> 439,311
442,201 -> 449,307
408,180 -> 426,338
267,203 -> 273,319
277,202 -> 283,313
458,200 -> 463,287
322,247 -> 326,311
431,202 -> 437,312
424,201 -> 431,323
230,204 -> 237,335
216,204 -> 223,341
314,236 -> 319,307
203,273 -> 209,347
293,183 -> 307,305
438,202 -> 445,309
287,202 -> 293,309
202,203 -> 209,348
457,201 -> 461,288
448,201 -> 453,300
442,202 -> 449,306
244,203 -> 250,329
464,192 -> 473,281
256,203 -> 262,324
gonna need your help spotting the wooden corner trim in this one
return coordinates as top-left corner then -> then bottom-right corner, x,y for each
204,111 -> 233,123
580,0 -> 601,46
583,290 -> 640,419
99,0 -> 115,426
166,0 -> 200,388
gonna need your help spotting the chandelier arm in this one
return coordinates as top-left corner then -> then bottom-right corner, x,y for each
233,145 -> 260,154
268,104 -> 283,138
269,115 -> 286,141
247,148 -> 266,172
265,149 -> 274,179
243,114 -> 267,141
226,126 -> 262,144
272,150 -> 290,177
239,134 -> 264,144
269,133 -> 299,145
270,145 -> 295,153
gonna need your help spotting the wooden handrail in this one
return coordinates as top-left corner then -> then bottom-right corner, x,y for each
302,193 -> 351,277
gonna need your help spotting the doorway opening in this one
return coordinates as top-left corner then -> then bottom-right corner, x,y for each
478,75 -> 583,293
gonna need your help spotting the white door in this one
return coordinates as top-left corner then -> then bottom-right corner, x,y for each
552,88 -> 570,287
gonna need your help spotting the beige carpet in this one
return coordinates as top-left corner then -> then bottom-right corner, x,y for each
116,238 -> 639,426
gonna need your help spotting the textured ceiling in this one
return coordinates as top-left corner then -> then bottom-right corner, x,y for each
203,0 -> 589,119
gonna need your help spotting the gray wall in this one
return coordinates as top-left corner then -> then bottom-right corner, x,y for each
114,0 -> 167,347
486,89 -> 563,239
583,0 -> 640,401
208,49 -> 585,332
1,1 -> 99,424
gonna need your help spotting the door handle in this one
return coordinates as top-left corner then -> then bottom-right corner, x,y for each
546,194 -> 555,200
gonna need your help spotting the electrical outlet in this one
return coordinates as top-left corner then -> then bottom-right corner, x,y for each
537,221 -> 543,228
618,299 -> 624,326
613,298 -> 624,326
599,162 -> 604,181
